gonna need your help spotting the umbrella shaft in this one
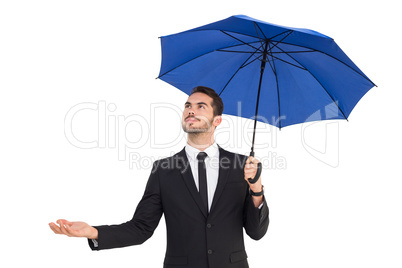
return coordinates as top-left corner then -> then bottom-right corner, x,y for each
250,41 -> 269,156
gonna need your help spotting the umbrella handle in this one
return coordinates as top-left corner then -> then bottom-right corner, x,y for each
248,151 -> 262,184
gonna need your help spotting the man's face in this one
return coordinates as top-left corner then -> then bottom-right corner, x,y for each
182,92 -> 221,133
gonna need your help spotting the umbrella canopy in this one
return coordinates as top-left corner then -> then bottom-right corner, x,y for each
158,15 -> 375,130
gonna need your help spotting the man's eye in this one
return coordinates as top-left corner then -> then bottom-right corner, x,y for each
199,105 -> 204,109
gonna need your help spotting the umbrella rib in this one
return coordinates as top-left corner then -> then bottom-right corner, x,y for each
157,50 -> 216,79
265,48 -> 282,129
188,28 -> 264,42
218,31 -> 296,66
158,30 -> 306,80
266,32 -> 309,71
276,46 -> 348,120
217,40 -> 267,54
270,54 -> 282,129
184,28 -> 374,86
217,40 -> 261,52
220,28 -> 293,45
268,31 -> 318,71
236,42 -> 265,69
253,22 -> 266,49
220,30 -> 263,53
241,54 -> 263,69
267,29 -> 294,42
269,54 -> 307,70
271,50 -> 316,54
158,40 -> 263,79
267,31 -> 294,52
252,21 -> 294,44
253,22 -> 268,40
218,47 -> 263,96
278,41 -> 376,86
216,50 -> 258,54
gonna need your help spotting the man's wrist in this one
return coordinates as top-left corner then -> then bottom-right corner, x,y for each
87,227 -> 98,240
249,185 -> 264,196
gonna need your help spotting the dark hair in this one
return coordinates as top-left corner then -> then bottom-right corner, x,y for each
190,86 -> 224,116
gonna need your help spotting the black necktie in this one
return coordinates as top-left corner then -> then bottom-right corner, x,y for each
197,152 -> 208,213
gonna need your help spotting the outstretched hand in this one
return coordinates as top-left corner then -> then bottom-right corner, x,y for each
49,219 -> 98,239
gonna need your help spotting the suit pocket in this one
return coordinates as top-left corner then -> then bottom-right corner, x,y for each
164,255 -> 188,266
230,250 -> 248,263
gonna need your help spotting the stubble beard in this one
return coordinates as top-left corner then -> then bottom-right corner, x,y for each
182,116 -> 213,135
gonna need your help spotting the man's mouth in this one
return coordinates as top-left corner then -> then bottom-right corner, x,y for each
185,116 -> 199,122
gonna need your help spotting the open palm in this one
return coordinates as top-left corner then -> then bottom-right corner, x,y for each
49,219 -> 98,239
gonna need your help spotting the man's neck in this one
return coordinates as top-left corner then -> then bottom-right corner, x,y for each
187,132 -> 215,151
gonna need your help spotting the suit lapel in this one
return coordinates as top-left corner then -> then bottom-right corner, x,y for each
177,148 -> 208,218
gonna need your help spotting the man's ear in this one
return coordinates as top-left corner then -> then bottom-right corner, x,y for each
213,115 -> 222,127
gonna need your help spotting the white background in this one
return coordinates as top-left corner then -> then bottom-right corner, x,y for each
1,0 -> 401,267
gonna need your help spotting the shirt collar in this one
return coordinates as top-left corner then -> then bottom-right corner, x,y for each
185,142 -> 219,161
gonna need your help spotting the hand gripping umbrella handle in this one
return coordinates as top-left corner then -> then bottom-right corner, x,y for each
247,151 -> 262,184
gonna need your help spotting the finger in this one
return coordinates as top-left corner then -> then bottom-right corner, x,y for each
245,166 -> 256,171
49,222 -> 62,234
60,220 -> 81,237
244,165 -> 256,172
245,167 -> 257,176
245,164 -> 257,170
57,220 -> 71,236
63,224 -> 76,237
59,219 -> 73,227
57,219 -> 72,229
245,173 -> 256,180
246,156 -> 254,164
244,168 -> 256,176
250,162 -> 258,167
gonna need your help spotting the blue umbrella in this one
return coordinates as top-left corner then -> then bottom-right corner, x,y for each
157,15 -> 375,171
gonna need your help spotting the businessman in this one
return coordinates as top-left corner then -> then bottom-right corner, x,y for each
49,86 -> 269,268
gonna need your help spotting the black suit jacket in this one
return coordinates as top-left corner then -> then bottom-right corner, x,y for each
89,146 -> 269,268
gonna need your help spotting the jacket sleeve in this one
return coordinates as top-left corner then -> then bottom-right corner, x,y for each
88,162 -> 163,250
243,192 -> 269,241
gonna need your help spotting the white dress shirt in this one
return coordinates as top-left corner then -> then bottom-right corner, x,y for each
185,142 -> 219,212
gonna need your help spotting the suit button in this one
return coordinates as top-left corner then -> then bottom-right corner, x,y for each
206,223 -> 212,228
208,249 -> 213,254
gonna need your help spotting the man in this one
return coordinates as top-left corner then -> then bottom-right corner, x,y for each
49,86 -> 269,268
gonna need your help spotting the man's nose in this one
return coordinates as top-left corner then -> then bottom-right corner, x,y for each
188,110 -> 194,115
